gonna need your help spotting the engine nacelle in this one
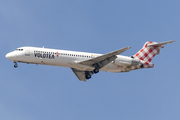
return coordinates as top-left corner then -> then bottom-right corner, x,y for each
114,57 -> 140,66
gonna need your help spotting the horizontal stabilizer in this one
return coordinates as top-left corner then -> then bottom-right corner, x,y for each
147,40 -> 176,47
133,40 -> 175,62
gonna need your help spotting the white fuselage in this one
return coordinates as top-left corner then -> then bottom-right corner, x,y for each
6,47 -> 139,73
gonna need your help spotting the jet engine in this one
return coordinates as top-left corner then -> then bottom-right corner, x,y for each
114,57 -> 140,66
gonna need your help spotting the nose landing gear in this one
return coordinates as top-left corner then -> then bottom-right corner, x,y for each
14,62 -> 18,68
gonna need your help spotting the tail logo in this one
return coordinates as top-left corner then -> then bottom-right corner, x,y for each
133,42 -> 161,62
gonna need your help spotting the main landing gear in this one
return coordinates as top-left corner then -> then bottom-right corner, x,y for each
85,67 -> 100,80
14,62 -> 18,68
85,71 -> 93,79
85,74 -> 91,79
93,67 -> 99,74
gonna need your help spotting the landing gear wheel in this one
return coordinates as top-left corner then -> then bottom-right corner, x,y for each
93,68 -> 99,74
14,62 -> 18,68
14,64 -> 18,68
85,74 -> 91,79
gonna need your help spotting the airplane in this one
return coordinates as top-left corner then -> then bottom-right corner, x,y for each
6,40 -> 175,81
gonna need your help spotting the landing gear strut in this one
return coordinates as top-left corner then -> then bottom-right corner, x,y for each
85,64 -> 100,80
93,63 -> 100,74
14,62 -> 18,68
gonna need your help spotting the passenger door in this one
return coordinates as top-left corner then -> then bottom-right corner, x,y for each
25,48 -> 30,56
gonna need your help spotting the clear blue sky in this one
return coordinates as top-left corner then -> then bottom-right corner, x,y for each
0,0 -> 180,120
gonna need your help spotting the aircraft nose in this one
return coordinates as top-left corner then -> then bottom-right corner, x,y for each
6,52 -> 15,60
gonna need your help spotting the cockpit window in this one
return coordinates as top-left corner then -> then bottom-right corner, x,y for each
15,49 -> 23,51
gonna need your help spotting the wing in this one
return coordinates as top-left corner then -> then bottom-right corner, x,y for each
71,68 -> 87,81
71,47 -> 131,81
78,47 -> 131,68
